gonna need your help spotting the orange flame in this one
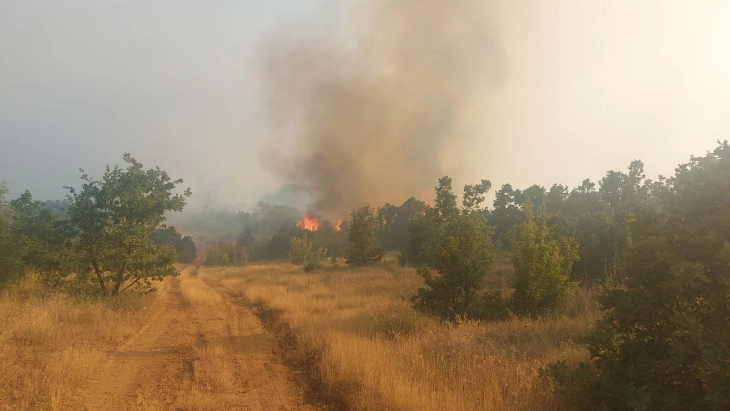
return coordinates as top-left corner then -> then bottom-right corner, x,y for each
335,219 -> 343,232
296,215 -> 319,231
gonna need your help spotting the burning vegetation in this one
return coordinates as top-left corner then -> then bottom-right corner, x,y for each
296,215 -> 344,233
296,214 -> 319,232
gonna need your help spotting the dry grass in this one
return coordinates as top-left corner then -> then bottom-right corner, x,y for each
178,266 -> 222,306
213,259 -> 601,411
0,276 -> 153,410
166,267 -> 241,410
172,343 -> 239,411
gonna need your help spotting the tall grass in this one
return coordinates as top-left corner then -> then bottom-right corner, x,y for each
0,276 -> 153,410
178,265 -> 222,306
213,261 -> 599,411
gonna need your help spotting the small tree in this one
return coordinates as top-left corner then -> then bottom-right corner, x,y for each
176,236 -> 197,263
508,201 -> 578,316
412,177 -> 495,320
401,177 -> 463,267
0,182 -> 25,284
346,205 -> 384,266
151,228 -> 198,264
289,234 -> 313,265
10,190 -> 78,285
66,153 -> 191,296
204,242 -> 229,266
290,233 -> 326,271
204,241 -> 245,266
237,226 -> 255,249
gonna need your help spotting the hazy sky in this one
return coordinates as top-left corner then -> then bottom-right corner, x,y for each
1,1 -> 728,210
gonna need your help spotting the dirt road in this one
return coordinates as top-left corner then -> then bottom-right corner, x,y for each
71,271 -> 316,411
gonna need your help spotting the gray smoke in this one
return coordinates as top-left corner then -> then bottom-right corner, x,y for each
260,0 -> 506,218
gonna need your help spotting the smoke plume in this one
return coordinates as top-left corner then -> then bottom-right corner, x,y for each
260,0 -> 506,218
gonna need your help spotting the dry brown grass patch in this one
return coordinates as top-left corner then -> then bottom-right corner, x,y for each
178,266 -> 222,306
213,262 -> 599,411
0,276 -> 153,410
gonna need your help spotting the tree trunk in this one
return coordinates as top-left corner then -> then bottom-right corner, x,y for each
111,245 -> 131,296
111,260 -> 127,296
92,261 -> 107,296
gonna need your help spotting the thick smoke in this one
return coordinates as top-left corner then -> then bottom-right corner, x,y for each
260,0 -> 506,218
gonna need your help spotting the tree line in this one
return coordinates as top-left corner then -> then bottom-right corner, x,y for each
240,141 -> 729,410
4,142 -> 726,409
341,141 -> 730,410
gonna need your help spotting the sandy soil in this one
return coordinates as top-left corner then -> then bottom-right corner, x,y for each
71,274 -> 317,411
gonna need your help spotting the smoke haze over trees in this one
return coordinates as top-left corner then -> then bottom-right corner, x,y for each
4,1 -> 723,212
3,3 -> 730,409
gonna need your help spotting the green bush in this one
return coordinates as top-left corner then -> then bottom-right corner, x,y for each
346,205 -> 385,266
205,241 -> 246,266
508,201 -> 579,316
545,141 -> 730,411
289,233 -> 326,271
411,177 -> 496,321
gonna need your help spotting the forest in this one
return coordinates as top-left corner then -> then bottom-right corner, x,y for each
1,142 -> 729,410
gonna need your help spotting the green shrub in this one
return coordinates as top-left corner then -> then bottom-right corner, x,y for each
508,201 -> 578,316
545,141 -> 730,411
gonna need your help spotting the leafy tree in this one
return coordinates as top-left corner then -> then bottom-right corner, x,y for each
509,201 -> 579,316
262,227 -> 293,260
289,233 -> 313,265
564,179 -> 601,215
412,177 -> 496,320
10,190 -> 78,284
346,204 -> 385,266
151,228 -> 197,263
433,176 -> 460,224
204,240 -> 245,266
289,233 -> 327,271
0,182 -> 25,284
401,177 -> 464,267
462,180 -> 492,212
546,184 -> 569,214
66,153 -> 191,296
489,184 -> 523,242
598,160 -> 647,209
378,197 -> 427,251
517,184 -> 548,209
42,198 -> 71,220
546,141 -> 730,410
400,208 -> 436,266
237,227 -> 255,250
176,236 -> 197,264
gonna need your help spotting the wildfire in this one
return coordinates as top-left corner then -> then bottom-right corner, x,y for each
296,214 -> 320,231
335,219 -> 343,232
419,188 -> 435,206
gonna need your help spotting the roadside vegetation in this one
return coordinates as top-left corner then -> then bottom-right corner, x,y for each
216,261 -> 598,411
0,275 -> 153,409
0,154 -> 190,409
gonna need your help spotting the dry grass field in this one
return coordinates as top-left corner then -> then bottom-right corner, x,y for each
0,259 -> 601,410
214,257 -> 602,411
0,276 -> 152,410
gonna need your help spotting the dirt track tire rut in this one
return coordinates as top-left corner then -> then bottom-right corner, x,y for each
71,272 -> 317,410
